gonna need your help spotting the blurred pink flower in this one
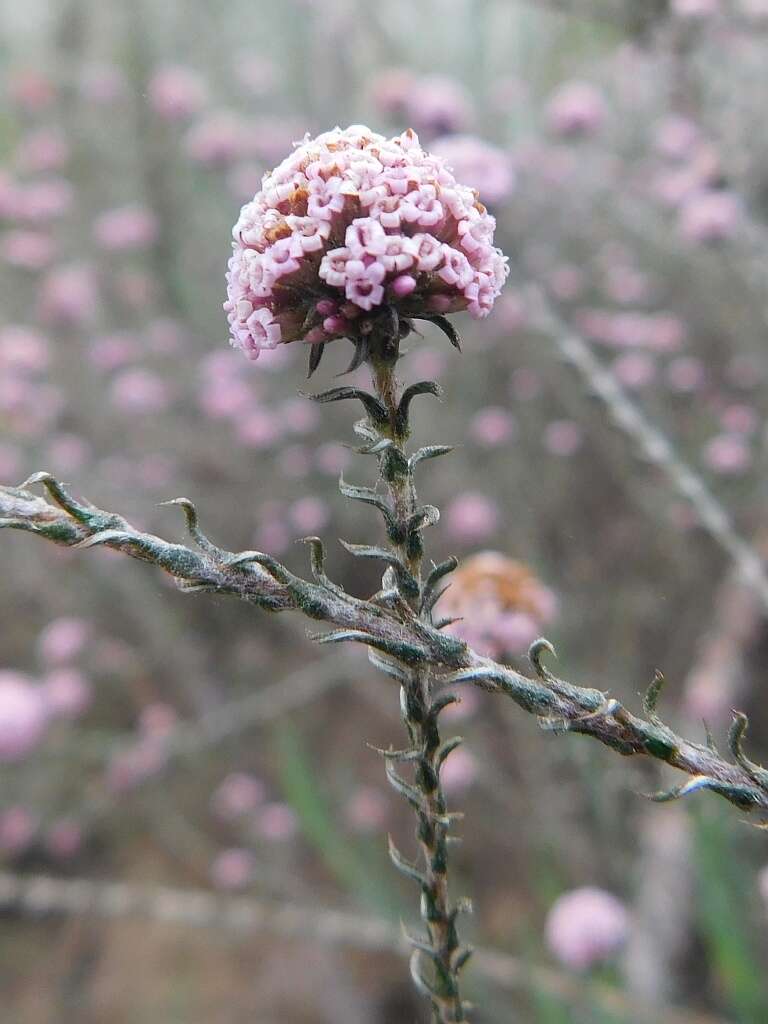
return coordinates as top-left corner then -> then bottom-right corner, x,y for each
186,111 -> 243,166
672,0 -> 720,15
727,355 -> 762,390
510,367 -> 542,402
682,668 -> 731,721
470,407 -> 516,446
603,265 -> 650,305
543,420 -> 582,457
406,347 -> 449,381
758,864 -> 768,910
720,404 -> 758,435
545,887 -> 629,972
0,806 -> 37,855
47,434 -> 91,474
647,315 -> 687,352
278,444 -> 311,479
653,116 -> 700,160
42,668 -> 92,720
236,408 -> 282,448
371,67 -> 415,119
45,819 -> 83,860
441,552 -> 556,659
110,369 -> 169,414
210,847 -> 255,890
0,442 -> 22,482
39,263 -> 98,327
255,520 -> 291,555
345,786 -> 389,834
445,492 -> 500,543
679,191 -> 740,242
16,128 -> 70,173
494,291 -> 527,333
200,376 -> 253,420
280,397 -> 321,435
228,162 -> 264,202
0,325 -> 50,373
546,81 -> 606,138
0,671 -> 49,762
577,310 -> 685,351
139,703 -> 178,738
289,496 -> 330,534
8,69 -> 56,111
316,442 -> 351,476
234,54 -> 278,96
1,230 -> 56,269
406,75 -> 473,136
702,434 -> 751,475
666,356 -> 705,393
115,269 -> 156,308
137,453 -> 175,490
146,318 -> 185,355
440,748 -> 478,794
242,116 -> 307,165
148,66 -> 208,120
212,773 -> 266,820
547,265 -> 585,302
88,332 -> 140,372
259,802 -> 299,842
16,179 -> 73,223
38,617 -> 90,665
93,204 -> 159,251
79,63 -> 126,104
612,352 -> 656,390
431,135 -> 514,205
105,740 -> 167,792
441,686 -> 481,722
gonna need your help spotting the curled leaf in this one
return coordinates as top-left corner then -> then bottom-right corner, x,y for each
395,380 -> 443,436
415,314 -> 463,351
529,637 -> 557,680
410,445 -> 456,469
300,385 -> 388,425
160,497 -> 221,558
306,341 -> 325,378
642,670 -> 666,718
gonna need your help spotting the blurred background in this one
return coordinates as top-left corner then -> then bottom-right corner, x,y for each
1,1 -> 768,1021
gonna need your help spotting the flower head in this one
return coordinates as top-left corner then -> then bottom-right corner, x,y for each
439,552 -> 556,659
224,125 -> 508,362
546,81 -> 606,138
545,887 -> 629,972
0,671 -> 49,762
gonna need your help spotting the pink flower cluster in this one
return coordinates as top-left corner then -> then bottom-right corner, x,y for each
431,135 -> 515,206
225,125 -> 508,361
0,671 -> 49,761
545,81 -> 607,138
439,551 -> 557,660
545,886 -> 629,972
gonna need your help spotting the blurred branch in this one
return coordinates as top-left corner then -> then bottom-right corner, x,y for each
38,664 -> 348,766
0,871 -> 727,1024
109,662 -> 349,775
517,0 -> 669,34
72,662 -> 350,847
529,290 -> 768,614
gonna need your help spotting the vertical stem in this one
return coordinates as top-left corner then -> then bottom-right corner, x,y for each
369,343 -> 468,1023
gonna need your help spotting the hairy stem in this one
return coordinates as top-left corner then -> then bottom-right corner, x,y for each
368,336 -> 468,1023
